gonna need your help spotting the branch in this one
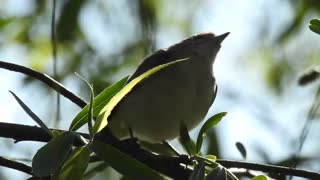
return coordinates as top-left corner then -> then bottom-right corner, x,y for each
1,122 -> 320,179
0,122 -> 192,179
217,160 -> 320,180
0,61 -> 86,108
0,156 -> 32,175
0,62 -> 319,179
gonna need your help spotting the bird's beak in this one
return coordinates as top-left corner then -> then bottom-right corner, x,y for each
215,32 -> 230,44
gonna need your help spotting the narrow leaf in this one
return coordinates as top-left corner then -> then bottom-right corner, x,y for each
32,131 -> 76,177
196,112 -> 227,154
59,146 -> 90,180
88,85 -> 94,136
93,58 -> 188,134
90,141 -> 163,180
309,19 -> 320,35
250,175 -> 267,180
204,155 -> 217,162
188,161 -> 205,180
235,142 -> 247,160
69,76 -> 128,131
310,19 -> 320,26
298,66 -> 320,86
74,73 -> 95,136
9,91 -> 54,137
179,122 -> 197,155
309,25 -> 320,35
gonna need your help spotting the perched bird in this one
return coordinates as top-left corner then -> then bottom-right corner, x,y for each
108,32 -> 229,142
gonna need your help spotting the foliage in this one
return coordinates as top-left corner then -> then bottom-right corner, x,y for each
11,59 -> 202,179
1,0 -> 320,179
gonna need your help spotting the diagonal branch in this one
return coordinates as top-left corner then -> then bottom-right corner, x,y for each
0,156 -> 32,175
217,160 -> 320,180
0,60 -> 86,108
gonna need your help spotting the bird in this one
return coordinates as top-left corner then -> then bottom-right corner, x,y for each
107,32 -> 229,142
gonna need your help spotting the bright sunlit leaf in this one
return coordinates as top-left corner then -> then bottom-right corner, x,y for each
205,155 -> 217,162
250,175 -> 267,180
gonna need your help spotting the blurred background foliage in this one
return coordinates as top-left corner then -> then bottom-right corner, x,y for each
0,0 -> 320,179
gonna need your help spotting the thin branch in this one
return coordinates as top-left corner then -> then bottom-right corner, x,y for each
51,0 -> 61,123
297,85 -> 320,152
51,0 -> 58,78
217,160 -> 320,180
0,122 -> 87,146
0,60 -> 86,107
0,122 -> 320,179
0,156 -> 32,175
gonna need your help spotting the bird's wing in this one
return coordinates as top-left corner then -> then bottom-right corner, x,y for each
127,49 -> 170,83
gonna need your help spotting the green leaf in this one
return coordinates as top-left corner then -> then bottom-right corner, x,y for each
93,58 -> 188,134
179,122 -> 197,155
206,130 -> 220,158
310,19 -> 320,26
69,76 -> 128,131
309,19 -> 320,35
188,161 -> 205,180
9,91 -> 54,137
235,142 -> 247,160
205,165 -> 226,180
196,112 -> 227,154
90,141 -> 163,180
298,66 -> 320,86
204,155 -> 217,162
88,84 -> 94,136
74,73 -> 95,137
250,175 -> 267,180
32,131 -> 76,177
59,146 -> 90,180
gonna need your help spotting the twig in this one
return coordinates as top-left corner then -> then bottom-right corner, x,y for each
217,159 -> 320,180
0,156 -> 32,175
51,0 -> 61,123
0,61 -> 86,107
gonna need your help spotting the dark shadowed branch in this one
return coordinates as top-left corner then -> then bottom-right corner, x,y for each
0,122 -> 320,179
0,156 -> 32,175
0,61 -> 86,107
